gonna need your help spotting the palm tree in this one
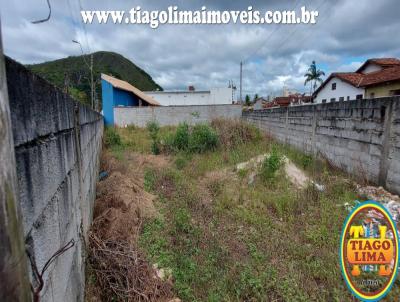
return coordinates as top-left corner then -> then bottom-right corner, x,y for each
304,61 -> 325,97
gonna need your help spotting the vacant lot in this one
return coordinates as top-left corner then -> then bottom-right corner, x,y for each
87,119 -> 399,302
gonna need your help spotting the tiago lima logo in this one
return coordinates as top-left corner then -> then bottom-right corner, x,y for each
340,201 -> 399,301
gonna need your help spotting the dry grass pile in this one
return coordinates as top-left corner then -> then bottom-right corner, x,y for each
86,151 -> 174,301
210,118 -> 261,149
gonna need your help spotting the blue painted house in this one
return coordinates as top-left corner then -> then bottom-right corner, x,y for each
101,73 -> 159,125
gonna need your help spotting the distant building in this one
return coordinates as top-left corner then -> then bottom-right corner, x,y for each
283,85 -> 297,97
144,87 -> 235,106
263,93 -> 312,109
101,74 -> 159,125
314,58 -> 400,103
253,97 -> 268,110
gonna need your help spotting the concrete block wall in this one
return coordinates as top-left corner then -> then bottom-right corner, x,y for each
114,104 -> 242,127
5,57 -> 103,301
243,97 -> 400,195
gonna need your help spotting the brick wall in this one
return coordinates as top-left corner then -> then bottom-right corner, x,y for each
5,57 -> 103,301
243,98 -> 400,194
114,104 -> 242,127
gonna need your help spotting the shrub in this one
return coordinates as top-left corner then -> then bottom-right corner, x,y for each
146,120 -> 160,140
104,127 -> 122,148
151,141 -> 160,155
147,121 -> 160,155
300,154 -> 313,169
174,122 -> 190,151
160,132 -> 176,154
189,124 -> 218,153
260,147 -> 283,181
211,118 -> 261,149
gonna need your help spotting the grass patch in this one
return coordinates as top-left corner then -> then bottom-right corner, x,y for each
104,126 -> 122,148
260,146 -> 283,182
106,120 -> 374,301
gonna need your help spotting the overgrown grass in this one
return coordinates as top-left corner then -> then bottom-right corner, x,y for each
105,120 -> 397,301
104,126 -> 122,148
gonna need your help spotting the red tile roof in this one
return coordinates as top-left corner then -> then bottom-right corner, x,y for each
332,72 -> 364,87
368,58 -> 400,66
356,58 -> 400,73
274,97 -> 291,105
263,94 -> 312,108
314,59 -> 400,97
360,66 -> 400,87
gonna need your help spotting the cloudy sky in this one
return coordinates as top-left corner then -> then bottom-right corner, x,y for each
1,0 -> 400,97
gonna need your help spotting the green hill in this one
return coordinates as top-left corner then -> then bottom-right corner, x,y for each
27,51 -> 162,107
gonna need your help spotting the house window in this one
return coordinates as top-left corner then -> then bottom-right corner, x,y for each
339,97 -> 344,102
322,99 -> 327,103
332,83 -> 337,90
330,98 -> 336,102
356,94 -> 363,100
390,89 -> 400,96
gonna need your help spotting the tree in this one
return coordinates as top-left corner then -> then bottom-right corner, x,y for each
253,93 -> 259,103
304,61 -> 325,96
245,94 -> 251,106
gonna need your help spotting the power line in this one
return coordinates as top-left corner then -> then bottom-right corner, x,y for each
77,0 -> 91,53
240,0 -> 329,97
255,0 -> 331,95
269,0 -> 329,56
239,0 -> 305,99
31,0 -> 52,24
66,0 -> 91,53
243,0 -> 304,63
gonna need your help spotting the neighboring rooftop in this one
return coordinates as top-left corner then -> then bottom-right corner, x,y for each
101,73 -> 160,106
145,90 -> 211,94
314,58 -> 400,96
360,66 -> 400,87
356,58 -> 400,73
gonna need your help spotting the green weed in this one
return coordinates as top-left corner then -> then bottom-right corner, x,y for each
104,126 -> 122,147
174,122 -> 190,151
189,124 -> 218,153
260,147 -> 283,182
143,168 -> 157,192
147,121 -> 161,155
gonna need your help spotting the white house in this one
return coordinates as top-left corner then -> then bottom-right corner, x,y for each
144,87 -> 234,106
313,73 -> 364,103
313,58 -> 400,103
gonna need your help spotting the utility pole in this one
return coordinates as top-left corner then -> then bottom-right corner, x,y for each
240,61 -> 243,104
72,40 -> 94,110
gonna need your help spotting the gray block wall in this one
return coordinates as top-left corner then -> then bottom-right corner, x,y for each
114,104 -> 242,127
5,57 -> 103,301
0,30 -> 31,301
243,98 -> 400,195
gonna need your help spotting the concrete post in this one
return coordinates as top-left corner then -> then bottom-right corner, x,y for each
285,107 -> 289,144
311,105 -> 318,155
378,101 -> 394,186
0,21 -> 31,301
